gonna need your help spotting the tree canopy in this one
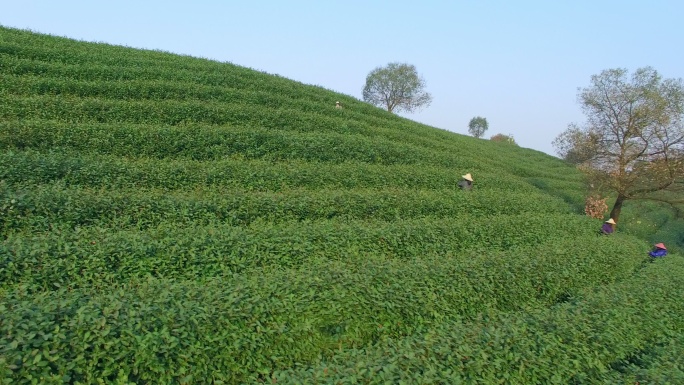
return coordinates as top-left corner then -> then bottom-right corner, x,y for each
468,116 -> 489,138
362,63 -> 432,113
553,67 -> 684,223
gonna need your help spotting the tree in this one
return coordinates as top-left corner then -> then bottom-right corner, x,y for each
468,116 -> 489,138
362,63 -> 432,113
490,133 -> 517,145
553,67 -> 684,223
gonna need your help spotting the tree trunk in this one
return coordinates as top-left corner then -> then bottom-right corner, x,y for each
609,194 -> 627,224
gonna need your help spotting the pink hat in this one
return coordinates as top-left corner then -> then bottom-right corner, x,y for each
654,243 -> 666,250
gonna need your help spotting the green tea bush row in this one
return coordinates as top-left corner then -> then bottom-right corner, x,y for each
0,114 -> 446,167
0,48 -> 405,139
1,213 -> 601,290
1,73 -> 486,157
2,73 -> 306,108
0,120 -> 585,195
2,73 -> 366,120
0,40 -> 331,103
274,257 -> 684,384
0,237 -> 651,384
0,63 -> 490,162
2,71 -> 559,166
0,39 -> 434,133
0,28 -> 186,67
0,150 -> 538,193
0,92 -> 548,173
0,27 -> 598,178
0,54 -> 417,138
0,181 -> 570,233
0,51 -> 572,169
0,94 -> 371,137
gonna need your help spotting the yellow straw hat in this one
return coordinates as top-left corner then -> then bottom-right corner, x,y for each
606,218 -> 616,225
462,173 -> 473,182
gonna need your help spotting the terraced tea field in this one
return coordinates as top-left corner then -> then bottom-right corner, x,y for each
1,26 -> 682,384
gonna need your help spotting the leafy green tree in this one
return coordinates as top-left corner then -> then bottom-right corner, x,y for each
362,63 -> 432,113
490,133 -> 516,145
553,67 -> 684,223
468,116 -> 489,138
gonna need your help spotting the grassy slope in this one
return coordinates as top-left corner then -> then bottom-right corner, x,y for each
0,26 -> 682,384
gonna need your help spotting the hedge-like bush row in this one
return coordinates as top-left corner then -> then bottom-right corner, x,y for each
0,150 -> 539,193
0,53 -> 414,142
0,181 -> 570,234
0,40 -> 337,105
274,257 -> 684,384
0,236 -> 651,384
0,117 -> 454,170
1,73 -> 583,175
0,55 -> 452,152
0,73 -> 433,146
0,119 -> 583,196
0,213 -> 601,290
0,27 -> 586,182
0,70 -> 580,179
0,112 -> 561,189
2,73 -> 511,163
0,95 -> 381,139
2,73 -> 305,106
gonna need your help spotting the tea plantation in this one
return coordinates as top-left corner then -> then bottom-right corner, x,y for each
1,26 -> 683,384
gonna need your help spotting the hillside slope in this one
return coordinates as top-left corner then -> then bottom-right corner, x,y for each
1,26 -> 682,384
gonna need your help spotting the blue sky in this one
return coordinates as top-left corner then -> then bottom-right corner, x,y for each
2,0 -> 682,156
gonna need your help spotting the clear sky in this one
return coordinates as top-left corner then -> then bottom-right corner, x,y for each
2,0 -> 682,156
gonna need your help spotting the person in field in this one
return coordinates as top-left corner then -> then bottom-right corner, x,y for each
457,173 -> 473,190
335,101 -> 342,109
648,243 -> 668,258
600,218 -> 616,235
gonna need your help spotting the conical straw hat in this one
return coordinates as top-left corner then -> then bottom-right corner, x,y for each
462,173 -> 473,182
654,243 -> 666,250
606,218 -> 616,225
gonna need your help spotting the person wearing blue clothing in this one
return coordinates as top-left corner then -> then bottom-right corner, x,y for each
648,243 -> 668,258
600,218 -> 616,235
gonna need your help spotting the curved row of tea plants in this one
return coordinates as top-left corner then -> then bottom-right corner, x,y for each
0,149 -> 540,192
0,117 -> 585,203
1,213 -> 605,290
0,235 -> 652,384
0,181 -> 571,233
274,257 -> 684,384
